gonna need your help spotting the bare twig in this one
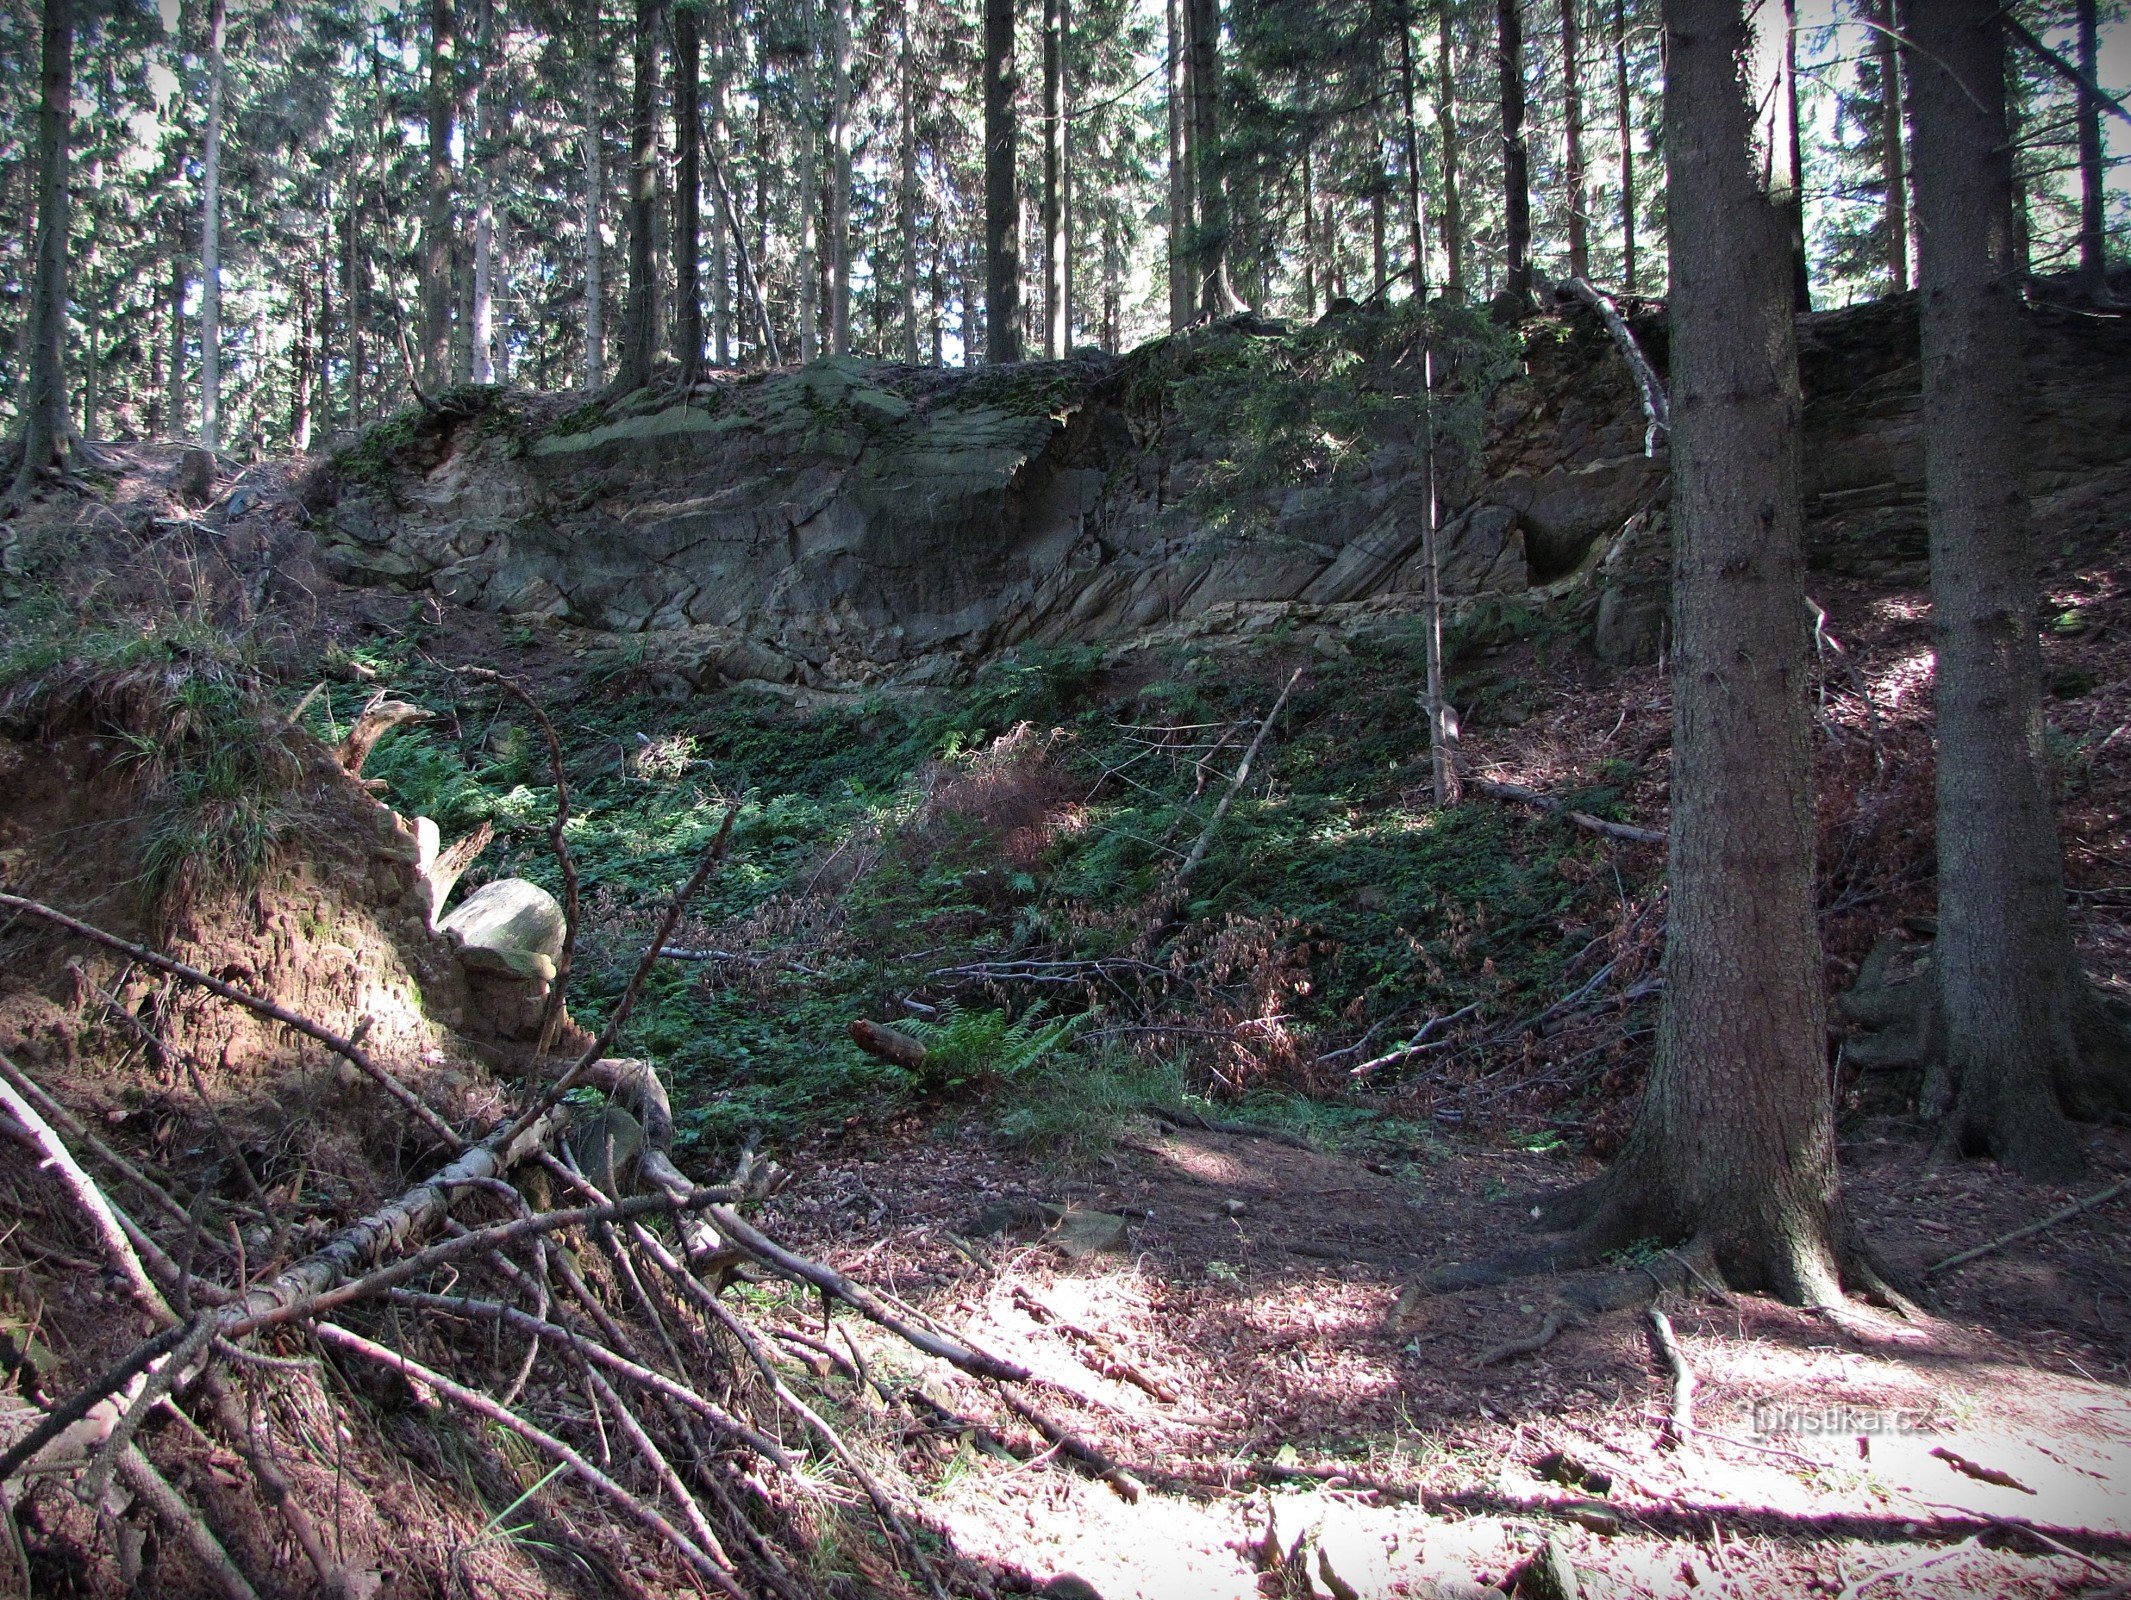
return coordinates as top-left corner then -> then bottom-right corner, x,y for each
1926,1171 -> 2131,1277
1472,1308 -> 1572,1369
116,1444 -> 262,1600
314,1322 -> 747,1599
1467,778 -> 1666,844
1564,276 -> 1669,454
1177,668 -> 1303,885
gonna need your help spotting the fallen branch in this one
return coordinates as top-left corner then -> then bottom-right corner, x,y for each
315,1322 -> 747,1599
0,1320 -> 196,1487
117,1444 -> 261,1600
1925,1170 -> 2131,1277
1646,1305 -> 1696,1449
1835,1535 -> 1984,1600
1008,1285 -> 1179,1403
335,695 -> 429,778
0,895 -> 462,1148
1145,1104 -> 1315,1152
1176,667 -> 1303,885
848,1018 -> 929,1072
1564,276 -> 1669,455
994,1387 -> 1144,1502
1467,778 -> 1666,844
1348,1001 -> 1486,1080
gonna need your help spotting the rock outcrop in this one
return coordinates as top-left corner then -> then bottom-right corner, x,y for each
314,295 -> 2131,686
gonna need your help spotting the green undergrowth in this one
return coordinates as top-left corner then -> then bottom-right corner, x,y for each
291,597 -> 1639,1169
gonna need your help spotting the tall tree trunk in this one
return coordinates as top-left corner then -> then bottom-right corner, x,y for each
469,0 -> 497,384
1611,0 -> 1636,291
1301,142 -> 1316,315
582,97 -> 604,388
1166,0 -> 1193,328
292,265 -> 314,450
1560,0 -> 1588,278
1439,0 -> 1465,300
342,198 -> 361,427
1188,0 -> 1234,314
798,0 -> 822,362
1042,0 -> 1069,354
826,0 -> 853,354
1399,14 -> 1430,294
1870,0 -> 1906,294
146,283 -> 166,439
707,0 -> 732,364
199,0 -> 226,448
898,6 -> 921,363
984,0 -> 1022,360
167,221 -> 188,439
1462,0 -> 1863,1304
317,208 -> 335,430
1371,184 -> 1387,293
1905,0 -> 2125,1179
673,0 -> 704,377
2075,0 -> 2105,296
620,0 -> 662,388
1497,0 -> 1531,307
1779,0 -> 1809,310
420,0 -> 455,391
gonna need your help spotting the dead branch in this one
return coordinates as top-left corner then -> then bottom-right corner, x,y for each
1835,1534 -> 1984,1600
0,895 -> 462,1147
116,1443 -> 261,1600
1177,667 -> 1303,885
994,1387 -> 1143,1502
1008,1285 -> 1178,1402
0,1056 -> 174,1323
427,820 -> 493,920
498,802 -> 740,1144
1348,1001 -> 1486,1080
1646,1304 -> 1696,1449
335,695 -> 429,778
0,1050 -> 193,1230
1564,276 -> 1670,455
460,667 -> 579,1054
382,1288 -> 792,1463
0,1320 -> 196,1487
1925,1170 -> 2131,1277
1931,1446 -> 2036,1495
314,1322 -> 748,1599
1467,777 -> 1666,844
1144,1104 -> 1315,1152
199,1371 -> 358,1600
702,1204 -> 1030,1382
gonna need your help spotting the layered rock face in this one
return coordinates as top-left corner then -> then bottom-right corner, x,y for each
317,296 -> 2131,684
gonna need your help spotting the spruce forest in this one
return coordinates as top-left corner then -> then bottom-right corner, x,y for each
2,0 -> 2131,1594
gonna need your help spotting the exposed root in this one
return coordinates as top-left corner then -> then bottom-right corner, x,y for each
1645,1304 -> 1697,1449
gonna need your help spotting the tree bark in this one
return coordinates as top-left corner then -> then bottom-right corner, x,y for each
1780,0 -> 1809,310
1497,0 -> 1531,308
1439,0 -> 1465,300
673,0 -> 704,377
1042,0 -> 1070,355
898,4 -> 922,363
168,219 -> 189,438
620,0 -> 663,388
1561,0 -> 1588,279
1167,0 -> 1194,328
1611,0 -> 1636,292
1871,0 -> 1906,294
1399,13 -> 1430,295
420,0 -> 456,393
1471,0 -> 1854,1303
798,0 -> 822,362
2075,0 -> 2105,296
1188,0 -> 1234,315
200,0 -> 227,448
984,0 -> 1023,360
1905,0 -> 2123,1180
582,86 -> 605,388
9,0 -> 72,504
1301,141 -> 1316,315
292,265 -> 314,450
469,0 -> 497,384
707,0 -> 732,365
826,0 -> 853,355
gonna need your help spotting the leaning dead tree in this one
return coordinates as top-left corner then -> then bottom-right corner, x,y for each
0,824 -> 1055,1596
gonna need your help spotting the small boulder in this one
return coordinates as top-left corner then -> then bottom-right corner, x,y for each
439,878 -> 566,964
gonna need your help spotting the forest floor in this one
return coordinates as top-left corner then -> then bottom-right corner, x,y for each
6,438 -> 2131,1597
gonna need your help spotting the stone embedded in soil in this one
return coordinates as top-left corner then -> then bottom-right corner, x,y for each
438,877 -> 566,963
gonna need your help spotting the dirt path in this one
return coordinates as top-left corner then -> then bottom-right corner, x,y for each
765,1119 -> 2131,1598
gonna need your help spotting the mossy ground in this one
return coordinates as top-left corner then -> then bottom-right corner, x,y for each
312,603 -> 1653,1168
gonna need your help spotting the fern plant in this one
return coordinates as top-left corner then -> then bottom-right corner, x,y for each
897,1002 -> 1081,1095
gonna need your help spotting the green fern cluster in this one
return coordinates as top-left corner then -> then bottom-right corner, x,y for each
897,1003 -> 1080,1095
